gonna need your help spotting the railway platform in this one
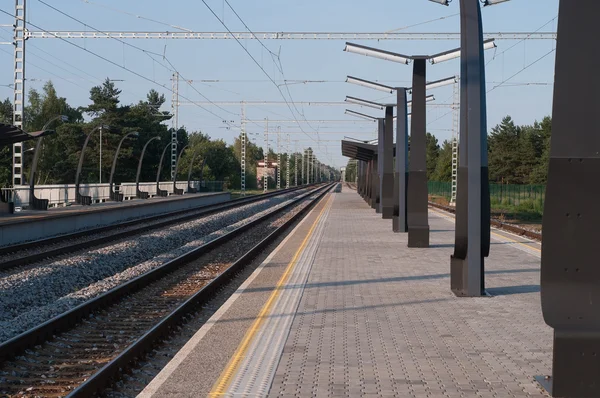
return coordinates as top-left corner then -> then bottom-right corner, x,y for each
141,185 -> 550,398
0,191 -> 230,247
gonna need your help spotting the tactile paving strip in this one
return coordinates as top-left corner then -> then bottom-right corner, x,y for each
224,194 -> 334,396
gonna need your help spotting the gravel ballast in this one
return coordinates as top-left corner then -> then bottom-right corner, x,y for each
0,189 -> 311,343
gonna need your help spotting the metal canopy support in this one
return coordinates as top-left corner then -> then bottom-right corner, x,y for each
263,119 -> 268,192
376,119 -> 384,214
370,155 -> 379,210
301,149 -> 305,184
450,80 -> 459,205
407,58 -> 430,248
539,2 -> 600,397
171,72 -> 179,180
294,141 -> 298,186
381,106 -> 394,219
286,134 -> 290,189
277,128 -> 281,189
240,102 -> 246,196
451,0 -> 490,297
393,88 -> 409,233
12,0 -> 26,186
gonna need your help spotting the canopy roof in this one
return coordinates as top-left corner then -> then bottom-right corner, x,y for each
0,123 -> 54,147
341,140 -> 397,161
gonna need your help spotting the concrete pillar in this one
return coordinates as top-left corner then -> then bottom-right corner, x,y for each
380,107 -> 394,219
393,88 -> 409,233
451,0 -> 490,297
539,2 -> 600,396
407,58 -> 430,248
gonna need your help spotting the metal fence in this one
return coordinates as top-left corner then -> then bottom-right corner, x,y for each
428,181 -> 546,213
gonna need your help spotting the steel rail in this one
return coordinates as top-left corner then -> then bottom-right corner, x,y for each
0,184 -> 332,366
68,182 -> 334,397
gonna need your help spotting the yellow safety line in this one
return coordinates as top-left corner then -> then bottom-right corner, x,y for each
209,194 -> 333,396
430,208 -> 541,253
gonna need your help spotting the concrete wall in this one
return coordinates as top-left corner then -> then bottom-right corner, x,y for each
0,192 -> 230,247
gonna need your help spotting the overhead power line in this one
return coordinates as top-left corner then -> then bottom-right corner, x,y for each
33,1 -> 239,121
25,31 -> 557,41
0,7 -> 240,128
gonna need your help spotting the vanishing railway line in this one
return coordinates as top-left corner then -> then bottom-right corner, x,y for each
0,183 -> 334,397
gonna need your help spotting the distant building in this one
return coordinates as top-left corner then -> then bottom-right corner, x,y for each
256,164 -> 277,189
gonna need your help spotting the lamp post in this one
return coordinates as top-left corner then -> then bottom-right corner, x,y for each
428,0 -> 504,296
75,125 -> 110,205
136,136 -> 161,199
108,131 -> 139,201
186,150 -> 202,193
29,115 -> 67,210
172,145 -> 188,195
538,2 -> 600,396
156,141 -> 172,197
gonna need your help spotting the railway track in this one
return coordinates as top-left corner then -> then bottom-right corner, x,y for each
428,201 -> 542,241
0,183 -> 334,397
0,185 -> 312,273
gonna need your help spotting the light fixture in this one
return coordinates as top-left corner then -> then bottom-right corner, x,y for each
425,76 -> 458,90
346,76 -> 394,94
428,0 -> 450,5
483,0 -> 509,6
345,109 -> 378,121
430,39 -> 496,64
345,96 -> 385,110
407,95 -> 435,106
344,42 -> 411,65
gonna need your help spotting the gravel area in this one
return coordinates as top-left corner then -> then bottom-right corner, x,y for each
0,190 -> 305,266
0,188 -> 312,343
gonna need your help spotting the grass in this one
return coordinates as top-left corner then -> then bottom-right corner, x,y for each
428,194 -> 543,224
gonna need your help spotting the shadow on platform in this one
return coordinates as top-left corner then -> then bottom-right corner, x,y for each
486,284 -> 540,296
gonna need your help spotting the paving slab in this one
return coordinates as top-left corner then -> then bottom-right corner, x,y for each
263,189 -> 551,397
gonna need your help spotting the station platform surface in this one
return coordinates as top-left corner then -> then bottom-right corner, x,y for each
141,186 -> 550,398
0,192 -> 230,247
0,192 -> 227,225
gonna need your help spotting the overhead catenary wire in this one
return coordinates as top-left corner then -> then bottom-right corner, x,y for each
36,0 -> 239,120
198,0 -> 329,159
0,7 -> 242,128
488,48 -> 556,93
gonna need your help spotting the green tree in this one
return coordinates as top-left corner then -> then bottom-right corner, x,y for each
431,140 -> 453,182
488,116 -> 523,184
528,117 -> 552,184
0,98 -> 13,187
25,82 -> 84,184
426,132 -> 440,180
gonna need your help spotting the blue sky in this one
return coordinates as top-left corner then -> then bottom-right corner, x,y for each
0,0 -> 559,167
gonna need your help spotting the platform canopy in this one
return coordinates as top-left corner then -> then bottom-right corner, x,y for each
341,140 -> 396,161
0,123 -> 54,147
